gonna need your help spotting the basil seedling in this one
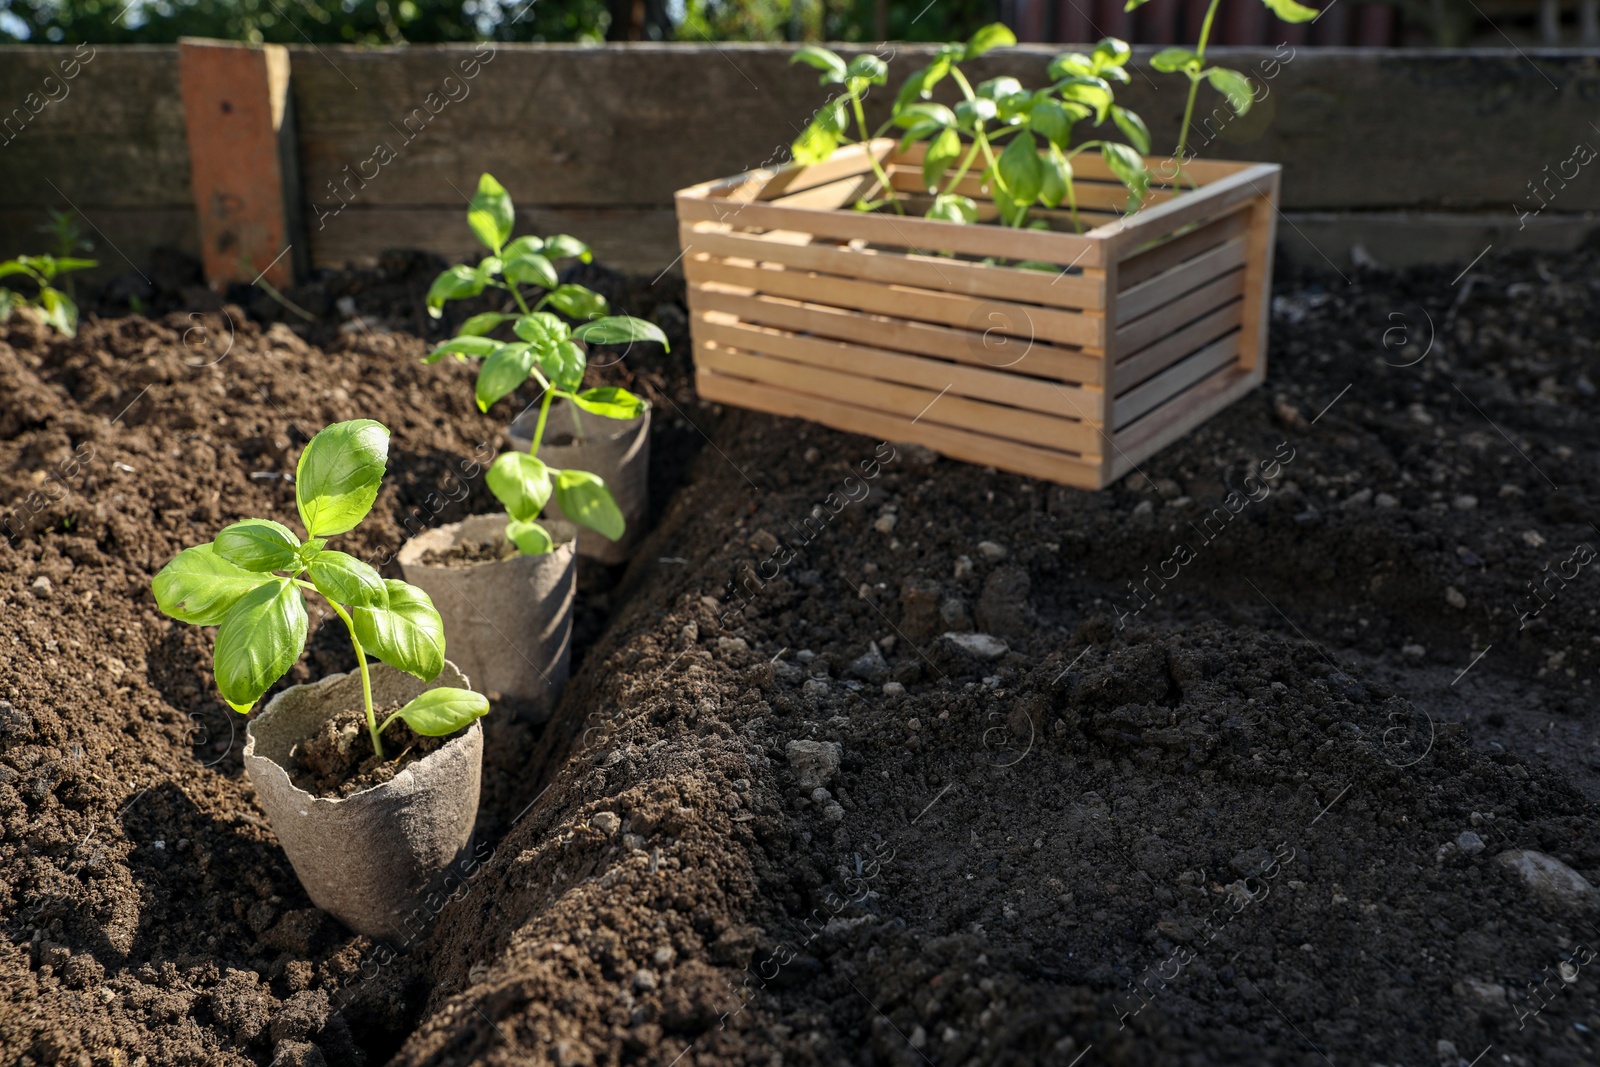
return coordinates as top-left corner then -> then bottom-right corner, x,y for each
152,420 -> 489,758
0,252 -> 97,336
422,173 -> 670,557
1130,0 -> 1315,182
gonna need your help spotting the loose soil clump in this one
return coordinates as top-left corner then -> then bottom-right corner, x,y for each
288,709 -> 448,799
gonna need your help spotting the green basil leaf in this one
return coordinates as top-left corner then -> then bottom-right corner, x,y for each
553,468 -> 624,541
295,419 -> 389,538
976,76 -> 1024,102
213,578 -> 307,713
846,54 -> 887,83
502,234 -> 545,258
544,284 -> 608,321
39,287 -> 78,337
893,58 -> 949,111
475,342 -> 537,413
1112,105 -> 1152,155
215,518 -> 301,572
1151,47 -> 1200,73
389,687 -> 489,737
541,340 -> 587,393
425,335 -> 501,365
487,452 -> 553,522
1058,77 -> 1113,124
1029,99 -> 1076,149
426,264 -> 486,318
1092,37 -> 1132,69
468,172 -> 515,253
893,101 -> 957,130
1048,52 -> 1095,81
927,194 -> 978,225
542,234 -> 592,263
308,550 -> 388,608
152,543 -> 277,626
998,130 -> 1044,206
954,98 -> 998,129
459,313 -> 512,338
570,315 -> 669,350
1125,0 -> 1154,8
922,127 -> 963,190
1207,67 -> 1254,114
569,386 -> 646,420
351,579 -> 445,682
504,250 -> 558,289
792,44 -> 848,83
1101,141 -> 1151,208
792,98 -> 847,165
1261,0 -> 1319,21
1040,146 -> 1069,209
506,519 -> 554,556
964,22 -> 1016,60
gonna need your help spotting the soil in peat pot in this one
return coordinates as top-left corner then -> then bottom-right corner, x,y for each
288,711 -> 451,800
416,540 -> 521,569
2,243 -> 1599,1066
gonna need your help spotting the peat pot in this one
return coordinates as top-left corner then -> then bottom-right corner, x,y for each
244,660 -> 481,941
508,398 -> 650,564
676,139 -> 1281,489
397,513 -> 576,720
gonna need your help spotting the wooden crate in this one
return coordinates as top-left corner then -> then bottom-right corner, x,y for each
675,140 -> 1280,489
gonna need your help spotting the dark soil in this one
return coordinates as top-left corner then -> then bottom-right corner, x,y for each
288,709 -> 449,800
4,242 -> 1599,1067
417,539 -> 521,569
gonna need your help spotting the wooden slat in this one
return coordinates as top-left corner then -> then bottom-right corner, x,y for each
677,190 -> 1105,267
1113,335 -> 1240,428
885,166 -> 1178,212
686,284 -> 1103,385
697,370 -> 1107,489
1096,164 -> 1281,255
1236,179 -> 1281,372
756,140 -> 896,199
1114,269 -> 1245,354
1116,236 -> 1248,325
696,313 -> 1104,421
1108,366 -> 1264,482
1117,206 -> 1252,287
699,340 -> 1102,455
1115,304 -> 1242,394
686,254 -> 1105,348
769,172 -> 881,210
680,222 -> 1106,310
892,142 -> 1246,189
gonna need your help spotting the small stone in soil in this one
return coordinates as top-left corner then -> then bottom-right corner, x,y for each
289,708 -> 452,799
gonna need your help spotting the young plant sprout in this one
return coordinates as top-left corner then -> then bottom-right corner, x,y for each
421,173 -> 669,557
152,419 -> 489,758
0,251 -> 97,336
789,26 -> 1152,234
1131,0 -> 1316,183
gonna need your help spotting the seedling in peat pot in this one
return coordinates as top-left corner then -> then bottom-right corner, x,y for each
422,173 -> 669,557
152,419 -> 489,758
0,252 -> 97,336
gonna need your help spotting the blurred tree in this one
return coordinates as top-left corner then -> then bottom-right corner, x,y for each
0,0 -> 996,42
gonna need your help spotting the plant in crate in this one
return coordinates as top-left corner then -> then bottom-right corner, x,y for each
789,25 -> 1153,236
151,419 -> 490,938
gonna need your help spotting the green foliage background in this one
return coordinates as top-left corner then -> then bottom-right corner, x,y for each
0,0 -> 998,44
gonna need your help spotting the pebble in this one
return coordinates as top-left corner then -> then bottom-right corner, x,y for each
1342,488 -> 1373,508
1374,492 -> 1399,509
882,681 -> 905,697
802,678 -> 830,702
1445,587 -> 1466,610
1452,977 -> 1508,1008
1452,494 -> 1478,510
1132,499 -> 1155,522
942,632 -> 1009,660
953,555 -> 973,580
1495,849 -> 1599,913
29,576 -> 51,598
591,812 -> 621,835
848,642 -> 889,684
1522,530 -> 1546,548
1402,644 -> 1426,661
822,802 -> 845,823
633,969 -> 658,991
716,636 -> 748,654
977,541 -> 1007,561
873,512 -> 897,534
1456,830 -> 1485,855
786,739 -> 842,789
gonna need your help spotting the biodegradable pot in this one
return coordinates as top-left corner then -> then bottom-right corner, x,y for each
398,513 -> 575,720
508,398 -> 650,564
244,660 -> 481,941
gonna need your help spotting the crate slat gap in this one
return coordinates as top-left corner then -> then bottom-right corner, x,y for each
677,138 -> 1280,489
